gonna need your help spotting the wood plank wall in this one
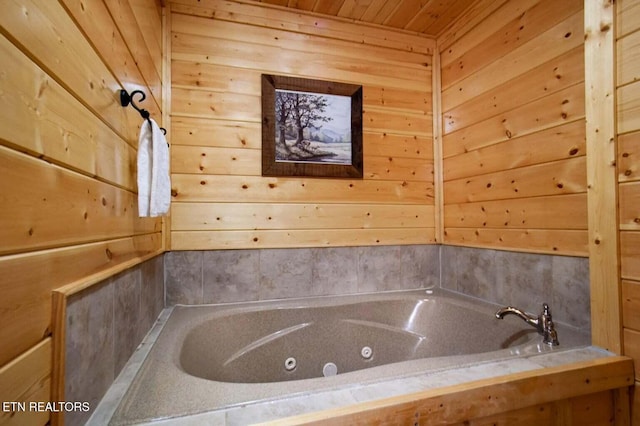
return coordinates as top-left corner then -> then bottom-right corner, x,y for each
437,0 -> 587,256
617,0 -> 640,418
0,0 -> 163,424
169,0 -> 436,250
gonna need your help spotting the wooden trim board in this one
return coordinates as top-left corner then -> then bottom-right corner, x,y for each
257,356 -> 634,425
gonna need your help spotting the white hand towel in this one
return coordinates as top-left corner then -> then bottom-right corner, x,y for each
137,118 -> 171,217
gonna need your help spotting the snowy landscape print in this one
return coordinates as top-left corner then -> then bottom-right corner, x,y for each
274,89 -> 352,165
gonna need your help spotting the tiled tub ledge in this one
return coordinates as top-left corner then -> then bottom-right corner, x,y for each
89,291 -> 615,426
86,307 -> 174,426
94,345 -> 616,425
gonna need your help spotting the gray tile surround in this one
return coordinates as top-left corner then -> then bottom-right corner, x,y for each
165,245 -> 590,331
441,246 -> 590,330
70,244 -> 591,424
164,245 -> 441,306
65,280 -> 114,426
65,255 -> 164,426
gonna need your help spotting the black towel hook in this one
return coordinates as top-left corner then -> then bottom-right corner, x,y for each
120,89 -> 167,135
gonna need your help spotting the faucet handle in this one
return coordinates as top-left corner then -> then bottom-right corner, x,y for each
540,303 -> 559,346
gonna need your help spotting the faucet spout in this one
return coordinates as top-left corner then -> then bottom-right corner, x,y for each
495,306 -> 539,328
495,303 -> 559,346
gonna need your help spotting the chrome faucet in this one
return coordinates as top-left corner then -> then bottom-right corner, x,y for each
495,303 -> 559,346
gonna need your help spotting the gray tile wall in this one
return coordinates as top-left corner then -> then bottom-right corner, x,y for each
165,245 -> 590,331
441,246 -> 591,331
66,244 -> 591,425
65,255 -> 164,426
164,245 -> 441,305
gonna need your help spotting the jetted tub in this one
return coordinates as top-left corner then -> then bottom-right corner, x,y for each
110,289 -> 590,424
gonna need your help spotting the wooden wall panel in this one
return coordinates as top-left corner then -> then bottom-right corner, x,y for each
172,116 -> 433,159
618,0 -> 640,405
171,34 -> 428,92
0,339 -> 51,426
172,228 -> 437,251
618,12 -> 640,253
443,120 -> 586,181
1,0 -> 145,144
584,0 -> 623,355
624,329 -> 640,379
442,228 -> 588,256
172,143 -> 433,181
441,11 -> 583,111
618,0 -> 640,39
618,81 -> 640,135
60,0 -> 161,112
443,84 -> 585,158
171,13 -> 430,68
170,0 -> 434,55
444,157 -> 587,204
617,30 -> 640,86
623,280 -> 640,330
444,194 -> 587,230
440,0 -> 582,90
102,0 -> 163,104
0,146 -> 159,256
0,0 -> 163,423
170,0 -> 435,250
172,203 -> 434,231
438,0 -> 528,61
171,117 -> 261,148
619,131 -> 640,183
620,181 -> 640,230
0,34 -> 137,189
0,233 -> 161,367
621,232 -> 640,282
438,0 -> 586,256
443,46 -> 585,136
172,175 -> 431,204
130,0 -> 164,78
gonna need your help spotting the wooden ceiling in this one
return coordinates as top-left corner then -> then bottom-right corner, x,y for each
254,0 -> 477,36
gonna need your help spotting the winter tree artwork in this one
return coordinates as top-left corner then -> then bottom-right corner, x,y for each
262,74 -> 363,178
275,89 -> 351,164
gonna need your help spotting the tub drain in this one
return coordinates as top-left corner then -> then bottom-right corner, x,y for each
284,357 -> 297,371
323,362 -> 338,377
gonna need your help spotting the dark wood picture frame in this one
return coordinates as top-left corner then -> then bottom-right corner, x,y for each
261,74 -> 363,178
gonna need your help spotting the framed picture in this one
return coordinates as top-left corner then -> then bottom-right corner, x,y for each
261,74 -> 363,178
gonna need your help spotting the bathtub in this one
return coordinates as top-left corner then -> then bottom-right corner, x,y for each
107,289 -> 591,425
